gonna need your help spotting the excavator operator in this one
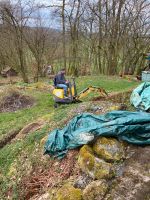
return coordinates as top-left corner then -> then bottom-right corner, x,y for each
54,68 -> 70,97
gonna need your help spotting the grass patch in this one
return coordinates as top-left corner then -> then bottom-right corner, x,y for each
75,75 -> 138,92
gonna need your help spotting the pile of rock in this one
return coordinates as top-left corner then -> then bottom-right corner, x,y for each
54,137 -> 125,200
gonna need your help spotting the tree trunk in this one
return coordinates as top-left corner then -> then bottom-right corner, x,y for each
98,0 -> 102,73
62,0 -> 66,69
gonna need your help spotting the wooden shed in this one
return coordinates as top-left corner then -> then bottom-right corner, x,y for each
1,67 -> 18,77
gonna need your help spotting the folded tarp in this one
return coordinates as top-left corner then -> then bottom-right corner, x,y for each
44,111 -> 150,158
130,82 -> 150,111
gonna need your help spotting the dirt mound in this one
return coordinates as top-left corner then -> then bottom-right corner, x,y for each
92,90 -> 132,103
0,89 -> 34,113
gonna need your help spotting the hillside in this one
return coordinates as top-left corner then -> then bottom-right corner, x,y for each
0,76 -> 149,200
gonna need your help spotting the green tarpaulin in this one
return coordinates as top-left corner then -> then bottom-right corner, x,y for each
44,111 -> 150,158
130,82 -> 150,111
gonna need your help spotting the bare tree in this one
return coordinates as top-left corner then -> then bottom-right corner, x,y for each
0,0 -> 149,80
0,0 -> 34,82
62,0 -> 67,69
23,7 -> 48,82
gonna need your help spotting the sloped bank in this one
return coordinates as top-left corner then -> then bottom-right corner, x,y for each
5,88 -> 148,200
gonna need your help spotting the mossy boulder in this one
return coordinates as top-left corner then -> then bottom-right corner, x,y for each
56,184 -> 82,200
93,137 -> 125,162
78,145 -> 114,179
82,180 -> 108,200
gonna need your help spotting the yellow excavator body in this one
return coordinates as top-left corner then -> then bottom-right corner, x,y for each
52,84 -> 76,99
71,85 -> 76,96
53,89 -> 64,99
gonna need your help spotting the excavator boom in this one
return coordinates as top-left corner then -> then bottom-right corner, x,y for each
76,86 -> 108,100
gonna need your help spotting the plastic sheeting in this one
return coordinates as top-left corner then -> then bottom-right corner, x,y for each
44,111 -> 150,158
130,82 -> 150,111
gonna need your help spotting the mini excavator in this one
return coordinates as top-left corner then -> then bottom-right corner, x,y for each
51,78 -> 108,108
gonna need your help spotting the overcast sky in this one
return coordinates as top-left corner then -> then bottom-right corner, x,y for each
0,0 -> 62,28
35,0 -> 62,29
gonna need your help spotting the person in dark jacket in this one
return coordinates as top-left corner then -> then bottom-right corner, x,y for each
54,68 -> 69,96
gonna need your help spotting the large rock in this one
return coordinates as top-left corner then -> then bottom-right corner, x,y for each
56,184 -> 82,200
83,180 -> 108,200
78,145 -> 114,179
93,137 -> 125,162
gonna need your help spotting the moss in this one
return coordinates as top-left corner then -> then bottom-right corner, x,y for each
78,145 -> 113,179
78,145 -> 95,171
83,180 -> 108,200
94,158 -> 113,179
56,184 -> 82,200
80,145 -> 93,154
93,137 -> 125,162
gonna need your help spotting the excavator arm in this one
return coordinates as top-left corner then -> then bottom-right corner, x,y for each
76,86 -> 108,100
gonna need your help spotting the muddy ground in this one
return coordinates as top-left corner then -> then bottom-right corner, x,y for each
0,91 -> 34,113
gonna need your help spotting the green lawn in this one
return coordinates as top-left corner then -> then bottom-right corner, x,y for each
0,75 -> 139,199
75,75 -> 138,92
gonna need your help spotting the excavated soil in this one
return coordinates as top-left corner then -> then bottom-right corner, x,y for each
0,91 -> 35,113
92,89 -> 132,103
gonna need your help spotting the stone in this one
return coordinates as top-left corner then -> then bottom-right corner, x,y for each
93,137 -> 125,162
74,174 -> 93,189
78,145 -> 114,179
83,180 -> 108,200
56,184 -> 82,200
